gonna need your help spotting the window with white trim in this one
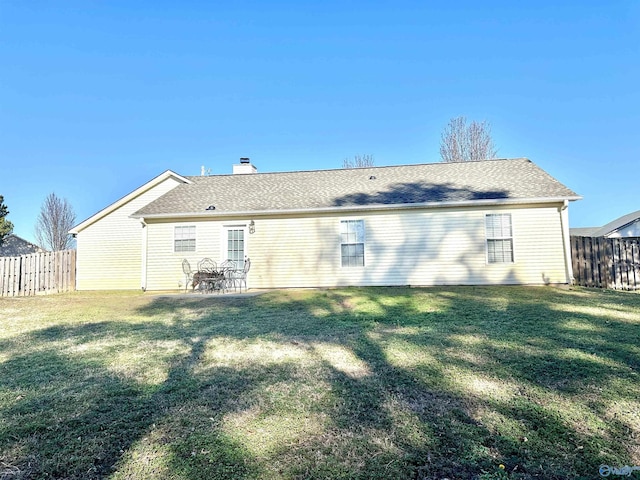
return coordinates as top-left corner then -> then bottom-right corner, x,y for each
174,226 -> 196,252
485,214 -> 513,263
341,220 -> 365,267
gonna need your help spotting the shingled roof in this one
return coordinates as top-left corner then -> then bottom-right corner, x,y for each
570,210 -> 640,237
133,158 -> 580,218
0,234 -> 44,257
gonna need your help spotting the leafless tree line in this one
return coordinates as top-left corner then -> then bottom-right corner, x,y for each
439,116 -> 498,162
343,154 -> 375,168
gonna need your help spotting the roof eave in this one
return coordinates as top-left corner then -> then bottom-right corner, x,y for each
70,170 -> 192,234
131,195 -> 582,221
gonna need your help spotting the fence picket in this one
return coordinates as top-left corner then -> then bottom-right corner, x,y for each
613,240 -> 622,289
0,258 -> 6,296
577,236 -> 587,286
621,240 -> 629,290
633,240 -> 639,288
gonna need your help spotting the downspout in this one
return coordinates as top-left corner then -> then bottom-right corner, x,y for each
140,219 -> 148,291
559,200 -> 573,284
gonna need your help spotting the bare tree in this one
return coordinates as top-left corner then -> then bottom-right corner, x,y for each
343,154 -> 375,168
0,195 -> 14,246
439,116 -> 498,162
35,193 -> 76,251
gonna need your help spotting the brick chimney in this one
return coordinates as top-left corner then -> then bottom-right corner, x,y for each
233,157 -> 257,174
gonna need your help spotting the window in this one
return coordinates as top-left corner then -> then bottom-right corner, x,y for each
486,214 -> 513,263
341,220 -> 365,267
174,226 -> 196,252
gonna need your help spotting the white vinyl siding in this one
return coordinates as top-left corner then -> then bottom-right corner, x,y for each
241,204 -> 569,288
74,177 -> 183,290
144,220 -> 224,291
139,202 -> 571,291
145,223 -> 250,290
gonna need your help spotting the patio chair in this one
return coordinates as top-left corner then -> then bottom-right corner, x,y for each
197,258 -> 217,273
182,259 -> 194,292
230,257 -> 251,293
218,260 -> 236,292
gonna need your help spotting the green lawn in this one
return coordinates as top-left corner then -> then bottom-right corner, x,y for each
0,286 -> 639,479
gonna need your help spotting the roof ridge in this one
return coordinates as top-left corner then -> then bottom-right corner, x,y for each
185,157 -> 532,179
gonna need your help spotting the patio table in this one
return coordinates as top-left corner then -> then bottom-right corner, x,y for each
193,270 -> 225,293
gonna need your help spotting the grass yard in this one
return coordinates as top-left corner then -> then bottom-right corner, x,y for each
0,286 -> 639,479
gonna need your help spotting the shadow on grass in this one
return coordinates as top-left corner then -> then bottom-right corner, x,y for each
0,334 -> 260,478
0,286 -> 638,479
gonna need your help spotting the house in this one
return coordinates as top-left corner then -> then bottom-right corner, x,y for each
570,210 -> 640,238
0,234 -> 44,257
70,157 -> 581,291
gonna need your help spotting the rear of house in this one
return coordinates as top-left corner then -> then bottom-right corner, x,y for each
71,158 -> 580,291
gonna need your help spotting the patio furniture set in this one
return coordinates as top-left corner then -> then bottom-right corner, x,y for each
182,257 -> 251,293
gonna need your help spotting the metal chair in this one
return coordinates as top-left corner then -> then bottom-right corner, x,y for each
197,258 -> 217,273
182,259 -> 194,292
190,258 -> 218,292
230,257 -> 251,292
218,260 -> 236,292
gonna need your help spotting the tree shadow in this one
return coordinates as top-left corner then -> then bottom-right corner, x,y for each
0,287 -> 638,479
0,323 -> 262,479
268,287 -> 639,477
331,181 -> 509,207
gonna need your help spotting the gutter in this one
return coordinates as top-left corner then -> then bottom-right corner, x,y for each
140,218 -> 148,291
559,200 -> 574,284
130,195 -> 583,221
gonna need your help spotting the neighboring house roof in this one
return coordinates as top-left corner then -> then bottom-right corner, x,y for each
132,158 -> 580,219
570,227 -> 599,237
0,234 -> 44,257
570,210 -> 640,237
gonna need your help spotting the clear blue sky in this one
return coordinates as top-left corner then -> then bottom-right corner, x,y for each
1,1 -> 638,244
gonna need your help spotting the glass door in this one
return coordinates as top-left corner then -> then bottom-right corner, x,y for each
224,226 -> 246,269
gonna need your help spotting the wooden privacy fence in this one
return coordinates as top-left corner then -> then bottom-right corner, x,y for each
0,250 -> 76,297
571,236 -> 640,290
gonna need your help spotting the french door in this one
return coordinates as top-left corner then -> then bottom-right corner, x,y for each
223,226 -> 246,269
